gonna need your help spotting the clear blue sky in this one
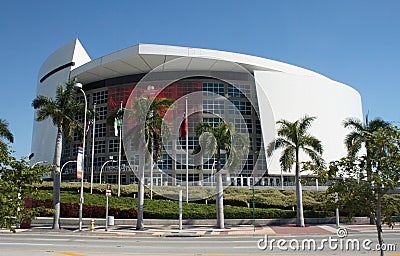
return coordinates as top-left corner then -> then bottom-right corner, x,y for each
1,0 -> 400,158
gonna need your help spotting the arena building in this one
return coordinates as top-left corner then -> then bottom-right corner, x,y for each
31,39 -> 363,189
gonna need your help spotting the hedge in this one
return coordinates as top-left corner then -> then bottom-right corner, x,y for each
31,182 -> 377,218
32,199 -> 137,219
30,197 -> 333,220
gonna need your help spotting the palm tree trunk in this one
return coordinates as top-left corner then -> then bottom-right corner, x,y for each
216,184 -> 219,225
136,152 -> 145,230
295,149 -> 305,227
365,142 -> 373,182
52,128 -> 62,229
375,192 -> 384,256
216,170 -> 224,229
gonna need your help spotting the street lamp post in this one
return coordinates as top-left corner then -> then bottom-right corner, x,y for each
60,160 -> 77,183
147,85 -> 155,200
90,103 -> 96,194
335,192 -> 340,226
117,101 -> 123,197
185,96 -> 189,203
252,176 -> 256,232
74,82 -> 87,231
150,156 -> 154,200
100,159 -> 117,184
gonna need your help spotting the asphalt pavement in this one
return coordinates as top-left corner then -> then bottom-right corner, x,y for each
1,225 -> 399,256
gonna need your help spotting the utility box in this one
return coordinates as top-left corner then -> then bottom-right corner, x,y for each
107,216 -> 114,226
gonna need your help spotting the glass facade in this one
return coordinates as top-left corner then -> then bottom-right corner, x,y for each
61,75 -> 267,186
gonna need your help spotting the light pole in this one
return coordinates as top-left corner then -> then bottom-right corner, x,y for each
185,96 -> 189,203
100,159 -> 117,184
335,192 -> 340,226
150,157 -> 154,200
252,176 -> 256,232
90,103 -> 96,194
74,82 -> 87,231
147,85 -> 155,200
60,160 -> 77,183
117,101 -> 123,197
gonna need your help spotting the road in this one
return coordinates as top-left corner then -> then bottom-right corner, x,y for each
0,231 -> 399,255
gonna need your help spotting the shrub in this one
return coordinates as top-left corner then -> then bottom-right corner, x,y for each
30,183 -> 399,220
31,199 -> 137,219
304,210 -> 334,218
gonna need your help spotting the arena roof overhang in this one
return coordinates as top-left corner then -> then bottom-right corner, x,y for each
70,44 -> 329,84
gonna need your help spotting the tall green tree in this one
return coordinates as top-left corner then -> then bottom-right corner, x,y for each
329,126 -> 400,256
0,144 -> 51,232
343,115 -> 390,180
32,79 -> 84,229
0,119 -> 14,143
125,95 -> 174,230
195,121 -> 249,229
267,115 -> 324,227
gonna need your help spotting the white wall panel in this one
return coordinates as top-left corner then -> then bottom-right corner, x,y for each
31,39 -> 90,164
254,71 -> 363,175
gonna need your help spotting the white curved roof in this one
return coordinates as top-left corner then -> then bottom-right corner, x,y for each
71,44 -> 328,84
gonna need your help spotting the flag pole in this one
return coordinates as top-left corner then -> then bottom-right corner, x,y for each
90,103 -> 96,194
185,96 -> 189,203
117,101 -> 122,197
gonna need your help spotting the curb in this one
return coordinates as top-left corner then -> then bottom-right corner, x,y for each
31,217 -> 371,226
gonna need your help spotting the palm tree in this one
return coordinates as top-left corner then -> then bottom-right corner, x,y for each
125,95 -> 174,230
32,79 -> 84,229
267,115 -> 324,227
195,121 -> 249,229
343,114 -> 390,180
0,119 -> 14,143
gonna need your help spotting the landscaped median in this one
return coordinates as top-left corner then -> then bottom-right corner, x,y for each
28,182 -> 400,221
30,197 -> 332,220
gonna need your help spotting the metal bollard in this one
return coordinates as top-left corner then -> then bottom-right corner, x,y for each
90,219 -> 95,232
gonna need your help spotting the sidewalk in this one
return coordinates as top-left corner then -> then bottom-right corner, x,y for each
15,223 -> 398,237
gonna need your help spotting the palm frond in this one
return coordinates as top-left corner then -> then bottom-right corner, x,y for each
276,121 -> 298,145
300,135 -> 323,154
0,119 -> 14,143
344,131 -> 362,156
195,122 -> 213,136
298,115 -> 317,136
343,117 -> 363,131
302,147 -> 326,169
32,95 -> 54,110
124,95 -> 175,163
267,137 -> 293,157
269,115 -> 324,173
279,146 -> 295,172
32,79 -> 85,150
368,118 -> 390,131
343,115 -> 390,157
